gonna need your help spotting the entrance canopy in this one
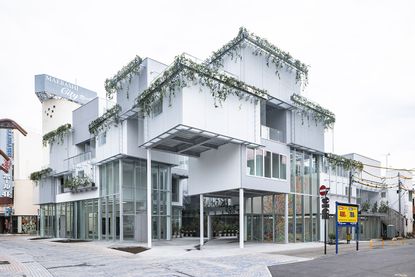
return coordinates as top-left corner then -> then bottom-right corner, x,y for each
141,124 -> 261,158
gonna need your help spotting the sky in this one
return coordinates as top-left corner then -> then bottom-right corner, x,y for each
0,0 -> 414,169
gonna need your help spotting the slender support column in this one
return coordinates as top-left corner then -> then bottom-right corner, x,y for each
147,149 -> 152,248
239,188 -> 244,248
261,196 -> 264,242
284,194 -> 289,244
207,214 -> 211,240
200,194 -> 204,246
119,160 -> 123,241
98,198 -> 102,240
272,195 -> 276,243
250,197 -> 254,241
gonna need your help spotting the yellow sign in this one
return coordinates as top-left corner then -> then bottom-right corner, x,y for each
337,204 -> 358,223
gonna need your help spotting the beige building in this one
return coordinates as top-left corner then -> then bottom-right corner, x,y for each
11,130 -> 42,234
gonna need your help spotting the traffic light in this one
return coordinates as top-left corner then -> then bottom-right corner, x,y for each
321,197 -> 330,219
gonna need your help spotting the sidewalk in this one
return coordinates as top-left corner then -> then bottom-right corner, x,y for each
0,235 -> 324,277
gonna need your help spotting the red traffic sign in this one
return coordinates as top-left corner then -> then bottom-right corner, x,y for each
320,185 -> 329,196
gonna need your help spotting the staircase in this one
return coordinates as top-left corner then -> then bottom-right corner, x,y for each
379,207 -> 405,237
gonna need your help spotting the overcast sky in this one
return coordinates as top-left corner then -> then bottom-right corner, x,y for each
0,0 -> 414,169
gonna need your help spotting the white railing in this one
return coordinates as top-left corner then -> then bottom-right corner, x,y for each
261,125 -> 284,143
66,151 -> 92,170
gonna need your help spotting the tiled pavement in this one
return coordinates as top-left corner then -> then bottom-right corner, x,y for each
0,236 -> 316,277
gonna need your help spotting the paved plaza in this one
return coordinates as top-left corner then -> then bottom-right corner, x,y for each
0,235 -> 320,277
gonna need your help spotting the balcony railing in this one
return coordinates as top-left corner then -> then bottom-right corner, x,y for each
66,151 -> 92,170
261,125 -> 285,143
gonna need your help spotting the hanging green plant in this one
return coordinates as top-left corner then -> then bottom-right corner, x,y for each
205,27 -> 309,86
105,55 -> 143,99
88,104 -> 122,135
291,94 -> 335,129
29,168 -> 52,181
325,153 -> 363,172
64,176 -> 93,190
42,124 -> 71,146
135,54 -> 267,115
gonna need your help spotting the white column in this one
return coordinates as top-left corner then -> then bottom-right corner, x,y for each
261,196 -> 264,242
147,149 -> 152,248
207,214 -> 211,240
119,160 -> 123,241
200,194 -> 204,246
284,193 -> 289,244
272,195 -> 276,243
239,188 -> 244,248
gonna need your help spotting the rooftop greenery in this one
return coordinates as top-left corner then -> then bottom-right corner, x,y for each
135,54 -> 267,115
88,104 -> 121,136
291,94 -> 335,129
205,27 -> 309,85
105,55 -> 143,99
42,123 -> 71,146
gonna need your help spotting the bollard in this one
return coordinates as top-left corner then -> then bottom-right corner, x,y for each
382,240 -> 384,249
369,240 -> 373,249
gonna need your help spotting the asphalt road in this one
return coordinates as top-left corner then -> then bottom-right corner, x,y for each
269,241 -> 415,277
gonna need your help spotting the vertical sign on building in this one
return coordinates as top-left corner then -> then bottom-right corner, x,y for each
1,129 -> 13,198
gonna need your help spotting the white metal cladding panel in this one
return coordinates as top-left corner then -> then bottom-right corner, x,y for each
290,111 -> 325,152
220,45 -> 301,103
49,132 -> 76,174
188,143 -> 241,195
72,97 -> 99,145
181,84 -> 260,144
145,88 -> 183,142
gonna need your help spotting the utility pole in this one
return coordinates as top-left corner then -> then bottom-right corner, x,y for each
398,172 -> 401,236
347,169 -> 352,244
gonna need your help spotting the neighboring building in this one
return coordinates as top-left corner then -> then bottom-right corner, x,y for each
0,128 -> 14,233
35,27 -> 341,248
322,153 -> 414,240
0,128 -> 41,234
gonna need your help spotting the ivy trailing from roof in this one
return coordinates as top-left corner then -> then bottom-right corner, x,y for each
205,27 -> 309,86
135,54 -> 267,115
291,94 -> 335,129
325,153 -> 364,172
29,168 -> 52,181
88,104 -> 122,136
42,124 -> 71,146
105,55 -> 143,100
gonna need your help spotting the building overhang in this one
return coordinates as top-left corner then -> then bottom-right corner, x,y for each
141,124 -> 262,158
288,143 -> 325,155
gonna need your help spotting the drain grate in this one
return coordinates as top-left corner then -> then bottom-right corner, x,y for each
0,261 -> 10,265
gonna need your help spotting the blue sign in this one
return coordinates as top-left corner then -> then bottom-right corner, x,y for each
335,202 -> 359,254
35,74 -> 97,105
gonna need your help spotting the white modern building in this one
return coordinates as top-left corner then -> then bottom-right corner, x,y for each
322,153 -> 413,239
35,27 -> 345,248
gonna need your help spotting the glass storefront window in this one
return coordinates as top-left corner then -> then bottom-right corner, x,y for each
264,151 -> 271,178
255,149 -> 264,177
247,148 -> 255,175
280,155 -> 287,179
272,153 -> 280,179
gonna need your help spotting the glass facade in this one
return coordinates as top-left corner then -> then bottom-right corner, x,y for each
246,148 -> 287,180
40,158 -> 171,242
288,149 -> 321,243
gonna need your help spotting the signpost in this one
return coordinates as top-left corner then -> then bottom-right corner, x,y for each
320,185 -> 330,255
335,202 -> 359,254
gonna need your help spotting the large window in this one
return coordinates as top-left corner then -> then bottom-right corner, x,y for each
247,148 -> 287,180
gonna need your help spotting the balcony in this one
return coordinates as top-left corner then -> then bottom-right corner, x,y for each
261,125 -> 284,143
65,151 -> 92,171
